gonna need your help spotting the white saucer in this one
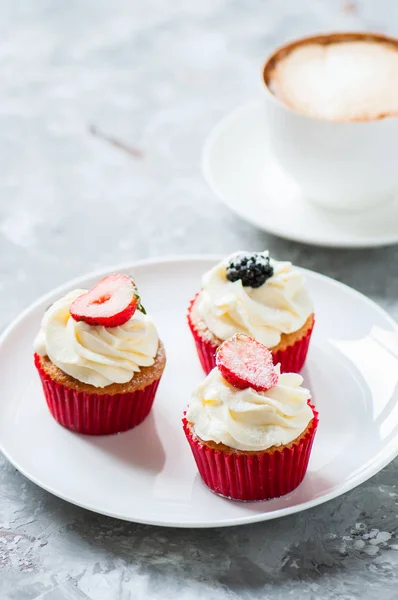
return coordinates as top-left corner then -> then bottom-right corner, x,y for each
203,104 -> 398,248
1,256 -> 398,528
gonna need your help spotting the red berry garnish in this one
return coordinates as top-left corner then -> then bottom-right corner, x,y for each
216,334 -> 278,391
70,274 -> 144,327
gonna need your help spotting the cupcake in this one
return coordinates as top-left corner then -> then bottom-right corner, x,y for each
34,273 -> 166,435
188,251 -> 314,374
183,334 -> 318,501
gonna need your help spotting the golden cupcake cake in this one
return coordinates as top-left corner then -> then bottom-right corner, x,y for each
183,334 -> 318,501
34,273 -> 166,435
188,251 -> 314,374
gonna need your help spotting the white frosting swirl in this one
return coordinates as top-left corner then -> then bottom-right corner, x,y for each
34,289 -> 159,388
186,366 -> 313,451
197,254 -> 313,348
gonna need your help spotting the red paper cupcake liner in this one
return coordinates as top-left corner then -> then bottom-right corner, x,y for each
187,293 -> 314,375
183,403 -> 318,501
187,295 -> 219,375
34,353 -> 162,435
272,320 -> 314,374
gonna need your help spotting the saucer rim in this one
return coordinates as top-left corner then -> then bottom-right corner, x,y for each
202,102 -> 398,249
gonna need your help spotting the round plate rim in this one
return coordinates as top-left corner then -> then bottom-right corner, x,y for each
202,103 -> 398,249
1,254 -> 398,528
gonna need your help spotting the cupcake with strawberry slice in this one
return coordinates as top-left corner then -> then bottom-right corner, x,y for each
188,251 -> 314,374
183,334 -> 318,501
34,273 -> 166,435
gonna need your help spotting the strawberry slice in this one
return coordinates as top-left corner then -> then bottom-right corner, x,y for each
70,274 -> 144,327
216,334 -> 278,391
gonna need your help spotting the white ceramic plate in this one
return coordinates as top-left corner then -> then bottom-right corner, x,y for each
203,103 -> 398,248
1,256 -> 398,528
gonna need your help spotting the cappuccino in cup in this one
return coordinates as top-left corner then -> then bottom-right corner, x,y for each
262,32 -> 398,210
264,33 -> 398,122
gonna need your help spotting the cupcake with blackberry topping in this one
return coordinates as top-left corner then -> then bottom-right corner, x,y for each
34,273 -> 166,435
187,251 -> 314,374
183,334 -> 318,501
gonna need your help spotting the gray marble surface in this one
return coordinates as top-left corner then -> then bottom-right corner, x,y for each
1,1 -> 398,598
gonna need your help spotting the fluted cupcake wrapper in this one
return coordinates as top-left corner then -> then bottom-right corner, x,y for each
187,294 -> 314,375
182,404 -> 318,501
271,322 -> 314,374
34,353 -> 162,435
187,295 -> 220,374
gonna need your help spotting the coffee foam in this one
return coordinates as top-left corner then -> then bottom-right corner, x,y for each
267,39 -> 398,121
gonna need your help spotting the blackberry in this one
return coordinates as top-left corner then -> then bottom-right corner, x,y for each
226,252 -> 274,288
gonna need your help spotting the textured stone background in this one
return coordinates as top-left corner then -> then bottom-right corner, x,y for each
1,1 -> 398,598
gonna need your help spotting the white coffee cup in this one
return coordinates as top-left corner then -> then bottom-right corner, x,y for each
262,32 -> 398,211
